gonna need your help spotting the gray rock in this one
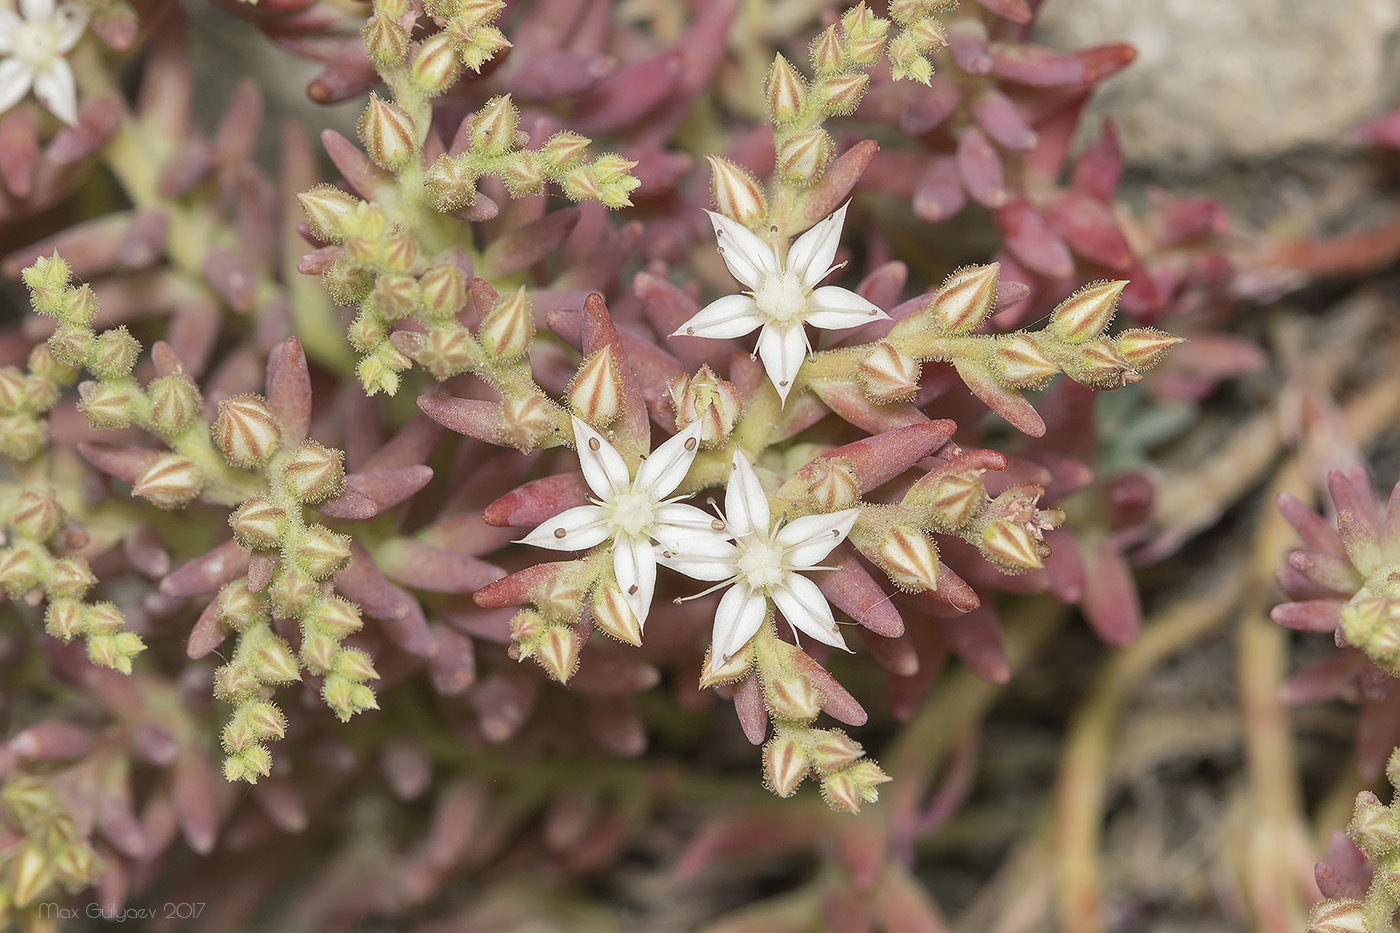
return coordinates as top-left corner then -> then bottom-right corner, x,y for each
1034,0 -> 1400,168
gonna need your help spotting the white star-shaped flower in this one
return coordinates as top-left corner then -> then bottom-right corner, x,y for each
0,0 -> 87,127
520,416 -> 728,631
659,449 -> 859,674
671,202 -> 889,405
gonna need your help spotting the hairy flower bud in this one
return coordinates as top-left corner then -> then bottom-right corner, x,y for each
534,625 -> 582,683
332,647 -> 379,683
419,262 -> 468,320
477,287 -> 534,360
0,366 -> 27,414
879,526 -> 939,591
44,599 -> 84,641
811,25 -> 843,75
765,54 -> 808,124
563,166 -> 601,202
76,381 -> 134,429
929,264 -> 999,334
592,584 -> 643,646
815,72 -> 868,114
765,674 -> 823,721
1307,899 -> 1367,933
243,700 -> 287,741
253,636 -> 301,684
1115,328 -> 1182,370
298,186 -> 360,242
501,394 -> 561,451
804,460 -> 860,512
212,395 -> 282,469
281,441 -> 345,503
296,524 -> 352,580
48,558 -> 96,599
322,675 -> 379,722
215,581 -> 266,632
1049,280 -> 1126,344
470,96 -> 518,156
542,132 -> 591,170
707,156 -> 768,229
567,345 -> 623,426
777,129 -> 834,187
359,95 -> 417,170
1067,338 -> 1139,389
809,729 -> 863,771
667,365 -> 742,447
367,274 -> 420,322
412,33 -> 464,97
89,328 -> 140,380
146,374 -> 202,436
362,14 -> 410,67
994,334 -> 1060,387
309,597 -> 363,639
764,735 -> 811,798
980,519 -> 1044,571
425,154 -> 479,211
12,489 -> 66,542
269,565 -> 317,619
921,470 -> 986,530
133,454 -> 204,509
300,634 -> 340,674
858,341 -> 920,402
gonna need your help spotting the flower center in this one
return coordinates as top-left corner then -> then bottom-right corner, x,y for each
735,536 -> 787,591
11,21 -> 62,68
753,269 -> 807,324
608,490 -> 655,538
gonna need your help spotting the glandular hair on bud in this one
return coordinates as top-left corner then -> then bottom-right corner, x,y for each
298,186 -> 361,242
146,374 -> 203,437
470,96 -> 519,157
592,584 -> 643,646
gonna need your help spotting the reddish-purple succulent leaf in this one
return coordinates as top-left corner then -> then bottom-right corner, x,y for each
787,649 -> 867,726
4,214 -> 127,279
634,0 -> 737,148
213,80 -> 261,174
581,292 -> 650,451
731,670 -> 767,745
361,414 -> 444,473
569,653 -> 661,696
1275,563 -> 1337,602
955,126 -> 1006,208
972,88 -> 1036,151
335,542 -> 410,620
570,50 -> 684,135
1280,649 -> 1368,704
9,721 -> 94,761
1041,528 -> 1084,604
123,523 -> 171,579
161,539 -> 250,598
314,485 -> 376,521
97,791 -> 146,859
952,359 -> 1046,436
875,864 -> 951,932
784,422 -> 956,497
793,140 -> 879,231
46,97 -> 121,168
483,473 -> 590,527
472,672 -> 538,743
1358,687 -> 1400,779
265,337 -> 312,447
1048,192 -> 1134,271
1155,195 -> 1227,246
1080,538 -> 1141,646
773,391 -> 833,442
321,465 -> 434,521
480,208 -> 581,279
186,601 -> 230,659
675,812 -> 826,880
1072,120 -> 1124,203
555,221 -> 644,292
0,109 -> 38,199
508,50 -> 616,100
474,562 -> 569,609
158,139 -> 215,199
973,0 -> 1032,23
1289,551 -> 1364,595
989,42 -> 1087,87
946,18 -> 992,75
250,777 -> 307,834
1330,468 -> 1380,532
417,394 -> 502,444
173,749 -> 222,856
860,627 -> 919,677
118,209 -> 169,271
427,625 -> 476,697
994,199 -> 1074,279
378,587 -> 437,657
588,696 -> 647,758
320,129 -> 393,201
246,553 -> 275,593
863,150 -> 923,198
937,609 -> 1009,683
812,379 -> 929,434
815,546 -> 905,637
306,40 -> 381,105
900,75 -> 963,136
1358,106 -> 1400,148
905,569 -> 980,615
416,512 -> 517,557
1338,509 -> 1380,574
1271,599 -> 1346,633
1075,43 -> 1137,84
297,246 -> 340,274
377,539 -> 505,594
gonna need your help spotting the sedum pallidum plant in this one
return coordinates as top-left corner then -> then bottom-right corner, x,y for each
0,0 -> 1183,925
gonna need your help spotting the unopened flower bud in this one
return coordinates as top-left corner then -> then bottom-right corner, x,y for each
362,14 -> 410,67
1067,338 -> 1139,389
424,154 -> 479,211
889,34 -> 932,84
980,519 -> 1044,571
47,326 -> 92,367
811,25 -> 843,74
146,373 -> 202,436
563,166 -> 601,202
764,734 -> 812,797
411,30 -> 464,95
470,96 -> 518,156
501,394 -> 562,452
568,345 -> 623,426
592,584 -> 643,646
222,718 -> 258,754
268,565 -> 317,619
90,327 -> 140,379
253,636 -> 301,684
535,572 -> 584,621
209,395 -> 281,471
510,609 -> 548,644
243,700 -> 287,741
1349,790 -> 1399,857
83,601 -> 124,634
312,597 -> 363,638
225,744 -> 273,782
707,156 -> 768,229
77,381 -> 135,429
879,526 -> 939,591
667,365 -> 742,448
215,580 -> 266,631
858,341 -> 920,402
765,54 -> 808,124
229,497 -> 285,550
777,129 -> 834,187
281,440 -> 345,503
1115,328 -> 1182,370
994,333 -> 1059,387
503,152 -> 545,196
12,489 -> 66,542
1307,899 -> 1367,933
765,674 -> 823,721
332,647 -> 379,683
534,625 -> 582,683
88,631 -> 144,673
0,366 -> 27,414
542,131 -> 591,169
322,675 -> 379,722
804,460 -> 859,512
300,633 -> 340,674
48,557 -> 95,599
1049,280 -> 1126,344
0,545 -> 41,599
133,454 -> 204,509
816,72 -> 868,114
295,525 -> 352,580
10,844 -> 51,908
809,729 -> 863,771
921,470 -> 986,530
358,94 -> 417,170
322,257 -> 374,305
478,287 -> 534,360
366,274 -> 419,322
45,598 -> 84,641
214,663 -> 262,701
51,844 -> 97,890
298,186 -> 360,242
930,264 -> 999,334
457,24 -> 511,73
419,262 -> 467,320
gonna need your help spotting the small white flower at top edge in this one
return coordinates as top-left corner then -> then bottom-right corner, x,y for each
670,202 -> 890,406
658,448 -> 859,674
0,0 -> 88,126
519,416 -> 730,631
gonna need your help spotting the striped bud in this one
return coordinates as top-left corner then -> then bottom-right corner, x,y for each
777,129 -> 833,187
804,460 -> 859,512
708,155 -> 768,229
298,186 -> 360,241
879,526 -> 939,591
667,365 -> 742,448
281,440 -> 345,503
212,395 -> 281,469
147,374 -> 202,436
478,287 -> 534,360
592,585 -> 642,646
764,674 -> 822,722
980,519 -> 1044,570
535,625 -> 582,683
994,333 -> 1059,387
809,729 -> 863,771
470,96 -> 518,156
295,524 -> 352,580
858,341 -> 920,402
764,735 -> 811,797
765,54 -> 808,124
1116,328 -> 1182,370
133,454 -> 204,509
930,264 -> 999,333
568,345 -> 623,426
12,489 -> 66,542
1049,280 -> 1126,344
410,33 -> 463,97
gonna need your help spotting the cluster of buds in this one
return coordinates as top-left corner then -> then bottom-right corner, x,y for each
0,777 -> 102,917
364,0 -> 511,96
1307,748 -> 1400,932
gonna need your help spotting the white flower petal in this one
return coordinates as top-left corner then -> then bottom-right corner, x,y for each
33,59 -> 76,125
777,509 -> 860,569
803,285 -> 887,331
518,504 -> 611,551
657,536 -> 738,581
613,536 -> 657,628
707,210 -> 776,290
711,583 -> 766,670
672,293 -> 763,340
20,0 -> 54,22
54,3 -> 89,52
756,323 -> 807,404
0,12 -> 21,53
773,573 -> 850,652
634,418 -> 703,497
653,502 -> 730,543
787,201 -> 850,288
571,416 -> 630,500
725,450 -> 771,539
0,59 -> 35,117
